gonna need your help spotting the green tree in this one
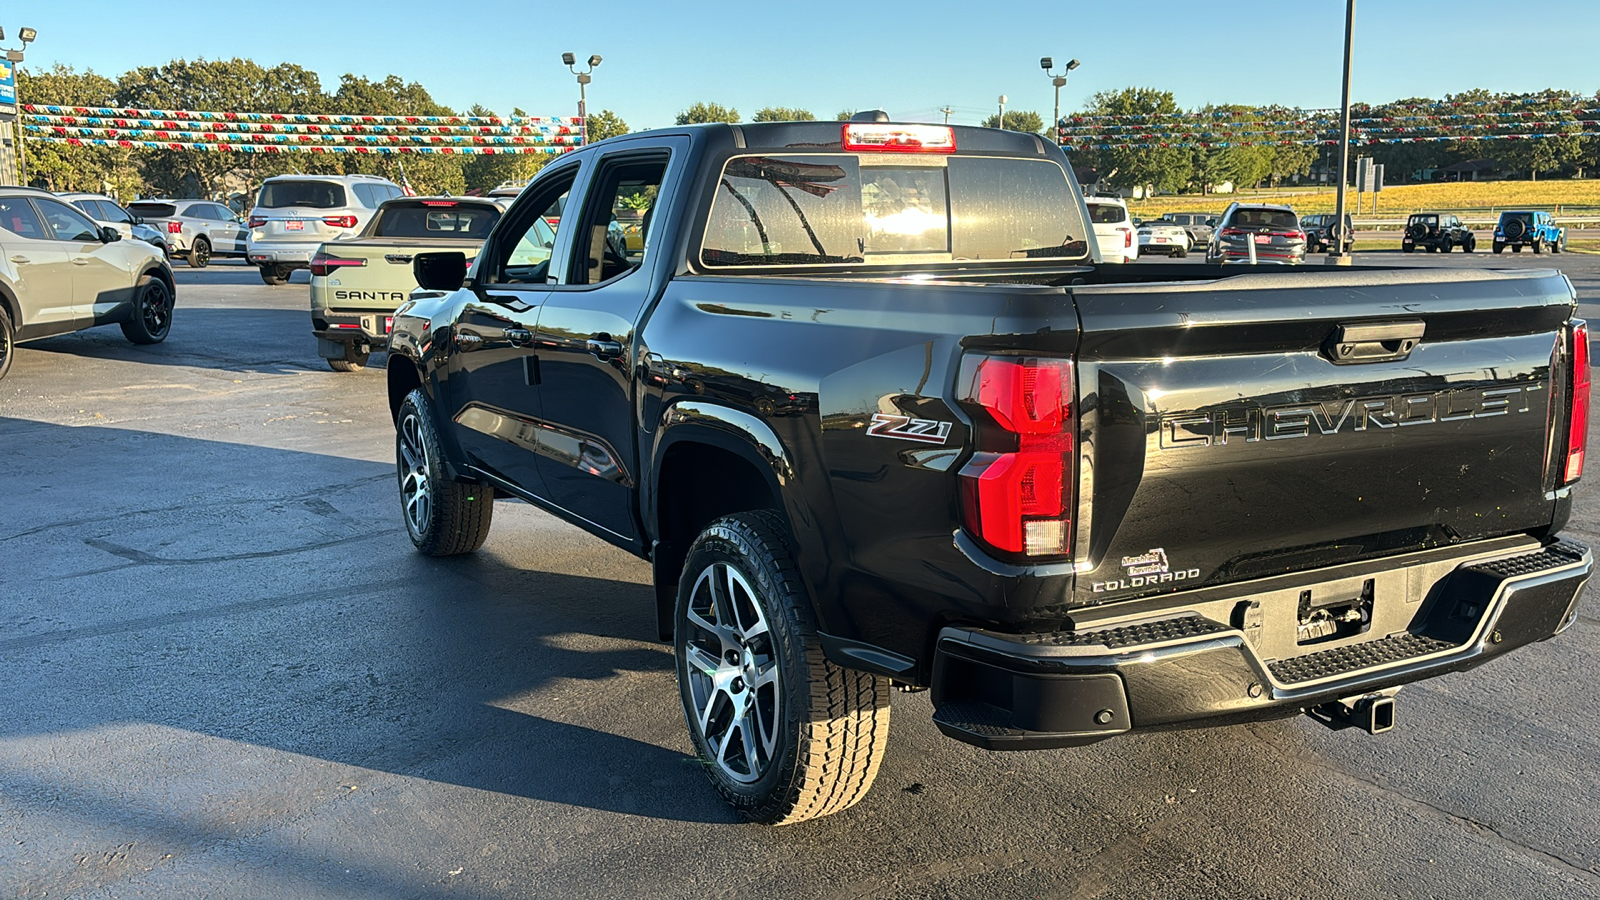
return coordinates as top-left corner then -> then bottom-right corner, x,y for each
835,109 -> 856,121
459,104 -> 554,193
676,102 -> 740,125
16,65 -> 125,193
982,110 -> 1045,135
585,109 -> 629,142
1080,88 -> 1192,193
1495,89 -> 1583,180
326,73 -> 464,195
753,107 -> 815,122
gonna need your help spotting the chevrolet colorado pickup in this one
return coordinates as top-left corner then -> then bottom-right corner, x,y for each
385,117 -> 1592,825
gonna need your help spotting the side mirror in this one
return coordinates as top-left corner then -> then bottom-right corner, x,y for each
413,252 -> 467,291
99,226 -> 121,243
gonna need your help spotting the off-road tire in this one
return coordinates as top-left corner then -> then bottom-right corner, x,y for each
676,511 -> 891,825
259,265 -> 287,285
1403,244 -> 1415,253
119,275 -> 173,344
1439,237 -> 1453,253
1513,244 -> 1523,253
396,388 -> 493,556
1553,235 -> 1564,254
189,237 -> 211,268
1493,242 -> 1505,254
328,342 -> 371,373
1463,236 -> 1476,252
0,303 -> 13,381
1533,238 -> 1544,255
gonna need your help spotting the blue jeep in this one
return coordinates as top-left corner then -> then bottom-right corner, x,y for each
1494,210 -> 1565,254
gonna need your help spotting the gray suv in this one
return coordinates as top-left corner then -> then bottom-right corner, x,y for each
246,174 -> 405,284
129,198 -> 249,268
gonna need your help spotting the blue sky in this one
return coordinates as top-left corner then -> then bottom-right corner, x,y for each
13,0 -> 1599,127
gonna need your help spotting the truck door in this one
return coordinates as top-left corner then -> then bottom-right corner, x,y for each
444,163 -> 580,497
532,143 -> 682,545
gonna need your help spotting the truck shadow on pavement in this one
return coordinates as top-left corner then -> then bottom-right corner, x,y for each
17,307 -> 335,376
0,420 -> 736,838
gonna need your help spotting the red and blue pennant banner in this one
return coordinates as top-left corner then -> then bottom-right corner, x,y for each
26,124 -> 579,147
24,113 -> 578,136
1053,130 -> 1600,150
1053,96 -> 1589,123
26,136 -> 569,155
1057,108 -> 1600,135
20,104 -> 581,127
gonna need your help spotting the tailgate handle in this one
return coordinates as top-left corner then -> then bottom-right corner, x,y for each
1325,320 -> 1425,365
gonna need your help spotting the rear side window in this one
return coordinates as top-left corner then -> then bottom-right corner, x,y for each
1085,203 -> 1128,225
130,202 -> 178,218
370,202 -> 501,239
700,153 -> 1088,267
0,198 -> 46,238
259,181 -> 346,209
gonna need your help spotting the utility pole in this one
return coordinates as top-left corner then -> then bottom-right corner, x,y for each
940,106 -> 953,125
1328,0 -> 1355,265
997,95 -> 1007,130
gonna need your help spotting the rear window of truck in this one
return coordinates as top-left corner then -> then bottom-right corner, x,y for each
369,202 -> 501,239
700,154 -> 1089,267
128,202 -> 178,218
258,181 -> 347,209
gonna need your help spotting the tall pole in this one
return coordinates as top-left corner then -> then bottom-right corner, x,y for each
577,75 -> 589,146
997,95 -> 1007,130
1329,0 -> 1355,264
1052,80 -> 1063,144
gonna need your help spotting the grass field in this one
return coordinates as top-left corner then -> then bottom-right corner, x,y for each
1129,179 -> 1600,218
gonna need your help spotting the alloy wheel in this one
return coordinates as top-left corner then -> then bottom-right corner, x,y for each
682,562 -> 781,785
398,411 -> 432,536
141,281 -> 171,334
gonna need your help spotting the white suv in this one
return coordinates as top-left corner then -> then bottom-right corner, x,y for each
246,174 -> 405,284
1085,196 -> 1137,264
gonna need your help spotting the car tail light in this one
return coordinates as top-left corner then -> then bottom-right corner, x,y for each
1284,231 -> 1305,241
420,200 -> 458,207
1123,228 -> 1133,248
1220,228 -> 1246,237
1566,321 -> 1590,484
323,215 -> 358,229
310,251 -> 367,276
841,123 -> 957,153
166,221 -> 182,234
958,355 -> 1075,558
248,216 -> 266,228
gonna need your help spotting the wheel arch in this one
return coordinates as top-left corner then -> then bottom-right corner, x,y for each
386,352 -> 425,424
0,277 -> 19,326
648,401 -> 797,640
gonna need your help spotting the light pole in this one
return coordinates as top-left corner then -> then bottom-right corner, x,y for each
997,95 -> 1007,130
1328,0 -> 1355,265
1041,57 -> 1080,145
562,52 -> 601,146
0,26 -> 36,186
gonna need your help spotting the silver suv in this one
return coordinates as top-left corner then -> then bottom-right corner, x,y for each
129,198 -> 249,268
0,187 -> 177,380
246,174 -> 405,285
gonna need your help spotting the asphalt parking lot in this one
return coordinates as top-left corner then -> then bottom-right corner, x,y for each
4,252 -> 1600,899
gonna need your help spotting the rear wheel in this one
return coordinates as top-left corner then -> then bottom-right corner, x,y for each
1513,244 -> 1523,253
119,276 -> 173,344
396,388 -> 493,556
327,342 -> 370,373
259,265 -> 287,285
189,237 -> 211,268
1439,237 -> 1452,253
1403,244 -> 1415,254
0,304 -> 13,381
1173,246 -> 1187,258
1493,242 -> 1505,254
677,511 -> 891,825
1463,235 -> 1476,252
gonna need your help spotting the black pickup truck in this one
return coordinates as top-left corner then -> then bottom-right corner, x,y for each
386,118 -> 1592,825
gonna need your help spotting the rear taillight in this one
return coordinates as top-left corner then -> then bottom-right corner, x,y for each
1123,229 -> 1134,248
1566,320 -> 1590,484
248,216 -> 266,228
1220,228 -> 1246,237
958,355 -> 1075,559
323,215 -> 358,229
1284,231 -> 1304,241
166,221 -> 182,234
310,251 -> 367,277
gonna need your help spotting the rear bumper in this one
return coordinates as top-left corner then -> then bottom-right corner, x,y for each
930,540 -> 1589,749
248,242 -> 317,267
312,311 -> 394,353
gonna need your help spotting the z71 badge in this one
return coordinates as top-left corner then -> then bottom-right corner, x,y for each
867,413 -> 952,445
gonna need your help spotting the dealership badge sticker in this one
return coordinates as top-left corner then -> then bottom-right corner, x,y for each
867,413 -> 952,445
1092,547 -> 1202,593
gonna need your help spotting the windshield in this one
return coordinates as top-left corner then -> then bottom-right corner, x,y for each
1086,203 -> 1128,225
259,180 -> 347,210
700,153 -> 1088,267
369,202 -> 501,239
1229,208 -> 1298,230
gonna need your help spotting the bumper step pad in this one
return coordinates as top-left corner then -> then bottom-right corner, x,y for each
1269,633 -> 1457,685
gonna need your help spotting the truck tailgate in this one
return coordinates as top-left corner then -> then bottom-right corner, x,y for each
1072,267 -> 1576,602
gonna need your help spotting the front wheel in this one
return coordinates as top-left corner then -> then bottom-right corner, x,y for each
396,388 -> 493,556
120,276 -> 173,344
189,237 -> 211,268
1532,239 -> 1543,255
677,511 -> 891,825
1553,235 -> 1564,254
1463,236 -> 1476,252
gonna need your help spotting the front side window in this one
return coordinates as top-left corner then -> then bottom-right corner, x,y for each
36,199 -> 102,242
259,181 -> 347,209
0,198 -> 46,238
491,169 -> 577,284
100,202 -> 134,225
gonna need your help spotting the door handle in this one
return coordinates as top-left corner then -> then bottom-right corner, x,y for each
1325,320 -> 1426,365
586,338 -> 624,361
72,258 -> 91,266
9,255 -> 29,264
503,327 -> 534,347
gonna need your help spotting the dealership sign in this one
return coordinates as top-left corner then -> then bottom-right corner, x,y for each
0,62 -> 15,119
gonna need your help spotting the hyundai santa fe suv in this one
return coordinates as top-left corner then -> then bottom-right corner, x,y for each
246,174 -> 405,284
